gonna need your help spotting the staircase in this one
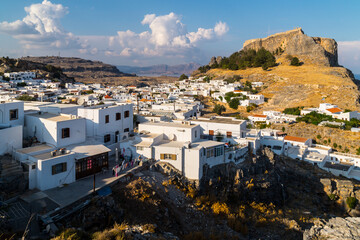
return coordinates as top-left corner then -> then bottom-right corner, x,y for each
0,155 -> 27,198
0,157 -> 23,179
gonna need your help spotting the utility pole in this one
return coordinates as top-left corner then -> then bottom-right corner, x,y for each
93,174 -> 96,194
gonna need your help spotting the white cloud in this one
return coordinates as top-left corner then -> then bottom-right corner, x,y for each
0,0 -> 82,50
338,41 -> 360,73
0,1 -> 229,65
214,21 -> 229,36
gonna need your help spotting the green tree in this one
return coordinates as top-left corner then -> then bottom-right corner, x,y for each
17,82 -> 27,87
179,74 -> 188,80
290,57 -> 301,66
283,107 -> 302,115
213,104 -> 226,115
346,197 -> 357,209
16,94 -> 36,101
229,98 -> 240,110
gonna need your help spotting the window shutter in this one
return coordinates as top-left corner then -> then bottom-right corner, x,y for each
171,154 -> 177,160
160,154 -> 164,160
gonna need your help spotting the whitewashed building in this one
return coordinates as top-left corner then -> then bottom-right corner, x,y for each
0,101 -> 24,155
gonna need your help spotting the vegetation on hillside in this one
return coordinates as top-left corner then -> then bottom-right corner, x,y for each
198,48 -> 276,72
283,107 -> 303,115
213,104 -> 226,115
16,94 -> 36,101
297,111 -> 360,130
179,73 -> 188,80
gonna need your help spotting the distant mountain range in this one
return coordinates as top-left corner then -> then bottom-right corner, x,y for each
117,63 -> 201,77
354,74 -> 360,80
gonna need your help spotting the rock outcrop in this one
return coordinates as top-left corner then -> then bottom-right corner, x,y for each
303,217 -> 360,240
242,28 -> 338,66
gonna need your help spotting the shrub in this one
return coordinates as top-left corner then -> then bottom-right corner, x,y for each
227,216 -> 248,235
333,143 -> 338,148
228,98 -> 240,109
179,74 -> 188,80
213,104 -> 226,115
143,223 -> 156,233
54,229 -> 87,240
183,232 -> 206,240
211,202 -> 230,215
316,135 -> 321,139
290,57 -> 301,66
283,107 -> 302,115
328,194 -> 337,201
346,197 -> 357,209
16,94 -> 36,101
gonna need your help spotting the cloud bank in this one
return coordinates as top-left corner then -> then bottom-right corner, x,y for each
338,41 -> 360,73
0,0 -> 229,65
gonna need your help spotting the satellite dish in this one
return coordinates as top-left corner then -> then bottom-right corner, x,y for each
168,134 -> 176,141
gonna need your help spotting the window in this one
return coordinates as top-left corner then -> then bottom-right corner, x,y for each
194,130 -> 197,138
105,115 -> 109,123
116,112 -> 121,121
124,110 -> 130,118
52,162 -> 67,175
104,134 -> 111,143
9,109 -> 18,121
209,130 -> 214,136
61,128 -> 70,138
207,146 -> 224,158
273,146 -> 282,150
160,153 -> 177,160
226,131 -> 232,138
124,128 -> 129,132
136,146 -> 144,151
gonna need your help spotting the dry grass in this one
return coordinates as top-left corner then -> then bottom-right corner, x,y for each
206,64 -> 360,112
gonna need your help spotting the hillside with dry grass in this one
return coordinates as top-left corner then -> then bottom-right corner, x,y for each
203,63 -> 360,113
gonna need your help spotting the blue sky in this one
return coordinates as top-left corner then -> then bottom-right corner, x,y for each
0,0 -> 360,73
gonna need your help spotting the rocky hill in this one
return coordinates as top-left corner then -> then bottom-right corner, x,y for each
242,27 -> 338,66
117,63 -> 201,76
0,57 -> 73,83
50,148 -> 360,240
20,56 -> 178,86
197,28 -> 360,112
21,56 -> 134,81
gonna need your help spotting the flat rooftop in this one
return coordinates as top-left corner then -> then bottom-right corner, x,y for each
190,140 -> 225,149
191,118 -> 246,124
17,144 -> 53,154
140,121 -> 197,129
323,161 -> 351,171
67,141 -> 111,159
27,112 -> 77,122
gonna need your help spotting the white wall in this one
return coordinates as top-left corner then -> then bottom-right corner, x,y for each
0,125 -> 23,155
56,119 -> 86,147
138,123 -> 200,142
154,145 -> 183,172
191,120 -> 246,138
25,115 -> 86,148
0,101 -> 24,126
30,153 -> 76,191
78,103 -> 133,142
184,148 -> 201,179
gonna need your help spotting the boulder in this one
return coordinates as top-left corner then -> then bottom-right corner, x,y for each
304,217 -> 360,240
